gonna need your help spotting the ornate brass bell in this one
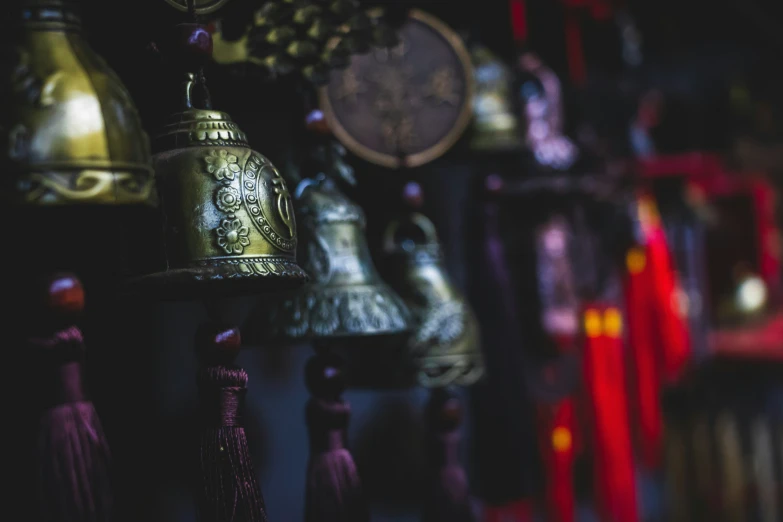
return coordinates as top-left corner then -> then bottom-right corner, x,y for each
1,0 -> 155,207
469,44 -> 521,152
248,175 -> 410,341
383,213 -> 484,388
128,74 -> 308,298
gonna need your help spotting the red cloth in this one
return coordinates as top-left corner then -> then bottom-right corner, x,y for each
639,196 -> 691,383
624,245 -> 663,469
582,304 -> 639,522
484,499 -> 534,522
537,399 -> 577,522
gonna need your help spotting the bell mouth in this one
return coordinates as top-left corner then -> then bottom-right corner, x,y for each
118,255 -> 309,301
153,109 -> 250,153
244,282 -> 412,343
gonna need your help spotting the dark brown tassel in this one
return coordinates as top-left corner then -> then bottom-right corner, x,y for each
194,322 -> 268,522
304,351 -> 369,522
422,388 -> 475,522
27,273 -> 113,522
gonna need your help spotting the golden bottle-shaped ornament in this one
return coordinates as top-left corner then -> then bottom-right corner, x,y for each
248,175 -> 410,340
383,213 -> 484,388
128,74 -> 308,298
1,0 -> 154,207
469,44 -> 521,152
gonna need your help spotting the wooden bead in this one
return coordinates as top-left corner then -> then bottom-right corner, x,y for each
45,273 -> 85,317
485,173 -> 504,194
428,388 -> 462,431
195,322 -> 241,365
163,23 -> 213,71
305,109 -> 331,136
403,181 -> 423,208
305,352 -> 346,399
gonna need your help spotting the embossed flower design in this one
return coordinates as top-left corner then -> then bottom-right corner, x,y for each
205,150 -> 240,181
215,186 -> 241,213
216,218 -> 250,254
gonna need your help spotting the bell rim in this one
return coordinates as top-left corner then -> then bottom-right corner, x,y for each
118,257 -> 310,301
244,282 -> 413,343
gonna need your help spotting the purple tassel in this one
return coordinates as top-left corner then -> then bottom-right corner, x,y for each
195,323 -> 268,522
304,352 -> 369,522
422,388 -> 475,522
29,289 -> 113,522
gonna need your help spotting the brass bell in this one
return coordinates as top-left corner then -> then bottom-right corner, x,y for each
127,74 -> 308,298
1,0 -> 155,207
383,212 -> 484,387
247,174 -> 410,341
469,44 -> 521,152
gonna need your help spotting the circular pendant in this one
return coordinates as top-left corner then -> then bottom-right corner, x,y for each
319,9 -> 474,169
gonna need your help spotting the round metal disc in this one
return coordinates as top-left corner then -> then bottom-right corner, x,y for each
319,9 -> 474,169
164,0 -> 230,15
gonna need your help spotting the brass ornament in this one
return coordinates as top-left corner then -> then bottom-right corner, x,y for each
383,213 -> 484,387
247,175 -> 410,341
126,74 -> 308,298
318,9 -> 474,168
469,44 -> 521,151
211,3 -> 398,85
164,0 -> 231,15
0,1 -> 155,207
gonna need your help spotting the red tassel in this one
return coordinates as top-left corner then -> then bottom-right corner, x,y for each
582,305 -> 639,522
537,399 -> 576,522
304,352 -> 368,522
195,323 -> 268,522
638,196 -> 690,383
484,500 -> 534,522
564,12 -> 586,86
624,246 -> 664,469
509,0 -> 528,44
423,388 -> 475,522
28,274 -> 113,522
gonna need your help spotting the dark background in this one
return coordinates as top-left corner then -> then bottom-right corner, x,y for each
19,0 -> 783,521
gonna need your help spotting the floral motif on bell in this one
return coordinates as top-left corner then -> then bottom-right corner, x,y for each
216,218 -> 250,254
215,186 -> 241,213
205,150 -> 241,181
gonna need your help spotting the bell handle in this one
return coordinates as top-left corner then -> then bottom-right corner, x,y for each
382,212 -> 439,252
183,73 -> 196,109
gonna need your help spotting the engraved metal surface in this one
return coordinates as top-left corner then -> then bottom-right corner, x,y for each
319,10 -> 474,168
383,213 -> 484,387
123,76 -> 308,298
164,0 -> 230,15
247,176 -> 411,341
1,2 -> 155,206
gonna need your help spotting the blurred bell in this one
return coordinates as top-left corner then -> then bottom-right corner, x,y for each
383,212 -> 484,387
247,174 -> 410,341
1,0 -> 155,207
126,73 -> 308,299
469,44 -> 521,152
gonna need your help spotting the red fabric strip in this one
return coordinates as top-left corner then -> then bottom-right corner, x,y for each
537,399 -> 576,522
624,247 -> 664,470
583,304 -> 639,522
509,0 -> 528,43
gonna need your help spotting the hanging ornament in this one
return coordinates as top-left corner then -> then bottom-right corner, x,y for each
246,111 -> 410,342
383,211 -> 484,388
125,67 -> 309,298
1,0 -> 155,207
468,44 -> 522,152
211,2 -> 400,85
318,9 -> 474,169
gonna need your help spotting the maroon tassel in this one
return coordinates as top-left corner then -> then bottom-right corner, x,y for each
304,352 -> 369,522
28,274 -> 113,522
195,323 -> 268,522
422,388 -> 475,522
